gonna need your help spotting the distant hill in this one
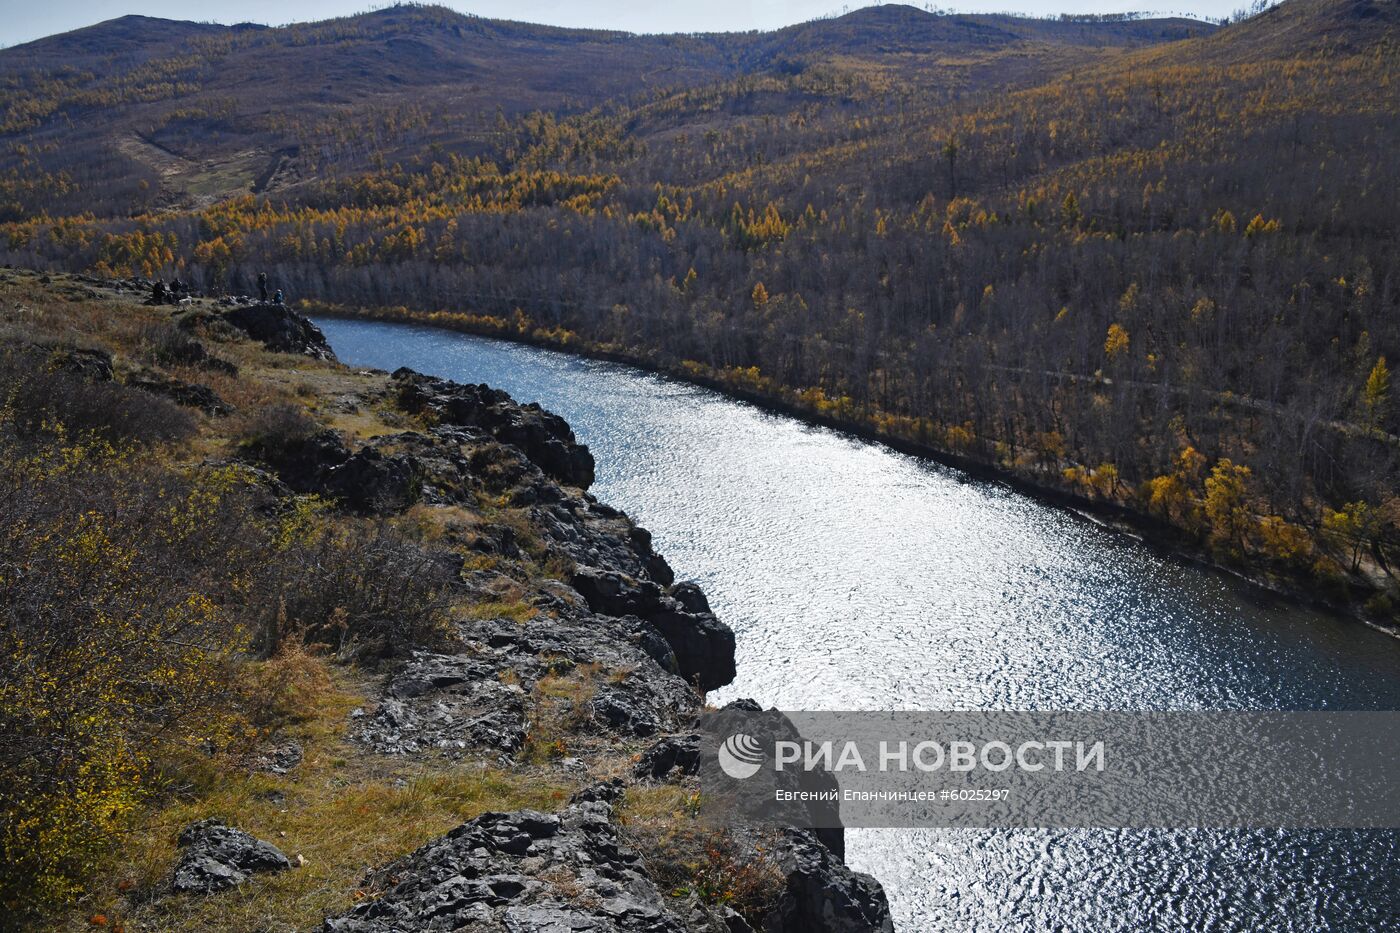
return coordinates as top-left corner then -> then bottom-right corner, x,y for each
765,5 -> 1210,56
0,15 -> 238,72
0,4 -> 1211,214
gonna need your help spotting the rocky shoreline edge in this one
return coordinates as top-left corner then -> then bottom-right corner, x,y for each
68,283 -> 894,932
278,314 -> 894,931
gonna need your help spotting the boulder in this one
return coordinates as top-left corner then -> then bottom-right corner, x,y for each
150,331 -> 238,375
531,499 -> 668,582
588,685 -> 664,736
761,829 -> 894,933
222,303 -> 335,360
645,605 -> 737,693
171,818 -> 291,894
669,581 -> 712,615
126,371 -> 231,415
255,740 -> 304,775
322,447 -> 423,514
570,565 -> 666,617
255,428 -> 351,493
570,567 -> 735,692
44,345 -> 113,382
633,733 -> 702,780
492,406 -> 595,490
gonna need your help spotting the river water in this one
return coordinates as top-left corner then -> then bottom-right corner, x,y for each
317,317 -> 1400,931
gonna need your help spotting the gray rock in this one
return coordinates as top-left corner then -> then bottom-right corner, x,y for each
669,582 -> 711,616
222,303 -> 335,359
588,686 -> 662,737
352,651 -> 529,755
761,830 -> 894,933
126,370 -> 231,415
256,740 -> 303,775
570,567 -> 735,692
633,734 -> 702,780
320,794 -> 684,933
251,427 -> 351,493
46,345 -> 114,381
171,818 -> 291,894
323,447 -> 423,514
392,369 -> 594,489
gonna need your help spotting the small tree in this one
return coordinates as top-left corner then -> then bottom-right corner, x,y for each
1322,501 -> 1376,574
1204,458 -> 1252,553
1104,323 -> 1130,361
1362,356 -> 1390,428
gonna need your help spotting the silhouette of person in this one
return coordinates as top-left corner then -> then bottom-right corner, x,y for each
274,288 -> 284,305
258,271 -> 269,302
152,280 -> 167,304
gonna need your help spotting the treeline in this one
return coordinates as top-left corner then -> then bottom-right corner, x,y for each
3,1 -> 1399,614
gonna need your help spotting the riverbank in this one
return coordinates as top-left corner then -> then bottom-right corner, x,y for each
1,270 -> 892,931
305,301 -> 1399,641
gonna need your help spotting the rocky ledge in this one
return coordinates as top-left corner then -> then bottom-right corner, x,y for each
322,782 -> 890,933
219,301 -> 337,360
211,340 -> 890,926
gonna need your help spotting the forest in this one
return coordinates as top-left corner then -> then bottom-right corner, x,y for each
2,0 -> 1398,618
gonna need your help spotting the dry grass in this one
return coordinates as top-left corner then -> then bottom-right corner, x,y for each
618,786 -> 785,926
461,598 -> 539,622
50,662 -> 571,933
520,661 -> 606,764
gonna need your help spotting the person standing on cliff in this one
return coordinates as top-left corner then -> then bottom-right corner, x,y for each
258,272 -> 269,303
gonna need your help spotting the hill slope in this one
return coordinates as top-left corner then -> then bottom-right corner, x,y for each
0,4 -> 1209,214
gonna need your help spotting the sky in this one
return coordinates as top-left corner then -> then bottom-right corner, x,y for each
0,0 -> 1240,48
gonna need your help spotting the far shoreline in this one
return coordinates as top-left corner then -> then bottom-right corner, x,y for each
307,301 -> 1400,644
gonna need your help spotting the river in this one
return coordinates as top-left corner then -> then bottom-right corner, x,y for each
317,317 -> 1400,931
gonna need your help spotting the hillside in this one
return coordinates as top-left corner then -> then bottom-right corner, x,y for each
0,5 -> 1209,215
2,0 -> 1398,626
0,268 -> 890,929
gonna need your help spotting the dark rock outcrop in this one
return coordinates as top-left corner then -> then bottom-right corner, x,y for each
761,830 -> 893,933
255,740 -> 304,775
171,818 -> 291,894
222,303 -> 335,360
633,733 -> 702,780
321,790 -> 687,933
46,346 -> 114,382
393,368 -> 594,488
126,371 -> 231,415
150,331 -> 238,375
570,567 -> 736,692
254,428 -> 351,493
322,447 -> 423,515
317,788 -> 893,933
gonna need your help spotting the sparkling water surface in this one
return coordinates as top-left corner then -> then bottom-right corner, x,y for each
318,317 -> 1400,931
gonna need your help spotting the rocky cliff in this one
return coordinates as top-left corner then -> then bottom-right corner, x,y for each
207,293 -> 892,929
